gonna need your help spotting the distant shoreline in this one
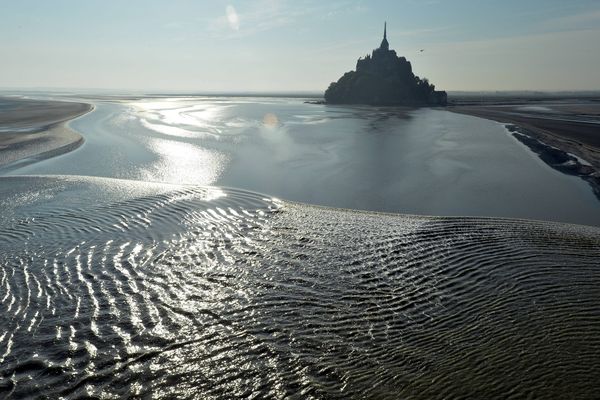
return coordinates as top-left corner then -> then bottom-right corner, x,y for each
0,98 -> 92,170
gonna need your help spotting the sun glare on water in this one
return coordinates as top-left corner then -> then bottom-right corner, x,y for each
142,138 -> 228,185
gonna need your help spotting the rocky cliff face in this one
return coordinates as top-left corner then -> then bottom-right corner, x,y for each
325,31 -> 446,106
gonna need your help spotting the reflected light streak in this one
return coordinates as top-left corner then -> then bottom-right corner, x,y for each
140,118 -> 218,140
141,138 -> 228,185
133,100 -> 230,139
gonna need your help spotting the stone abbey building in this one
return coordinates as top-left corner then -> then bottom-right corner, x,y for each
325,23 -> 447,106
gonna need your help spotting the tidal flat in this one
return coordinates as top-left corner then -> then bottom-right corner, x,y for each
1,95 -> 600,398
0,97 -> 91,168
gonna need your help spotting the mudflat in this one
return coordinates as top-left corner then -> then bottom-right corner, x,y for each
0,97 -> 92,168
449,98 -> 600,200
449,99 -> 600,169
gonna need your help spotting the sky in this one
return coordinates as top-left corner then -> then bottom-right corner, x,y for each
1,0 -> 599,92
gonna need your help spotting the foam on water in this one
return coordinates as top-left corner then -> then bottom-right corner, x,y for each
1,176 -> 599,399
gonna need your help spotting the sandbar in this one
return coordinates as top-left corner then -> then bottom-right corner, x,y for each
449,99 -> 600,197
449,100 -> 600,167
0,97 -> 92,169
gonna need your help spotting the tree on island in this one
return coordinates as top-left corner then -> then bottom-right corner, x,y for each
325,23 -> 447,106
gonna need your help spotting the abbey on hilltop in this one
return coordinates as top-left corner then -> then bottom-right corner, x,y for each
324,23 -> 447,106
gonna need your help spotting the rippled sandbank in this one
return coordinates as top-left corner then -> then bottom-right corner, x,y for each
1,176 -> 599,398
0,97 -> 92,169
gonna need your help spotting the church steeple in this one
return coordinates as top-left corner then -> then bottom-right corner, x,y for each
379,21 -> 389,51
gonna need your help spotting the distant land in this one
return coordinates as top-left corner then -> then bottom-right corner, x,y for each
2,88 -> 600,100
324,23 -> 447,106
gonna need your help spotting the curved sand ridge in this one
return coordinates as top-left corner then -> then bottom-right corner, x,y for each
0,97 -> 92,169
1,176 -> 599,399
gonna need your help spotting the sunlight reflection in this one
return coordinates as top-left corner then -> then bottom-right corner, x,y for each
141,138 -> 228,185
163,104 -> 223,127
132,100 -> 229,139
202,187 -> 228,202
140,118 -> 218,139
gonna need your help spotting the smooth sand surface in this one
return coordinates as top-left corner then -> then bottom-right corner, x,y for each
0,97 -> 92,168
449,103 -> 600,170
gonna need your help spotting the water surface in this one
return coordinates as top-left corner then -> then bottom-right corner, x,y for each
2,97 -> 600,398
1,176 -> 599,399
11,97 -> 600,225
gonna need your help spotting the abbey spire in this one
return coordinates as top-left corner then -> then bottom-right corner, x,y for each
379,21 -> 389,51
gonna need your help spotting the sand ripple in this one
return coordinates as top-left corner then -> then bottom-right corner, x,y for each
0,176 -> 599,399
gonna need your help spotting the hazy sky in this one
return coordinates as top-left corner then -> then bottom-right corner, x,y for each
1,0 -> 599,92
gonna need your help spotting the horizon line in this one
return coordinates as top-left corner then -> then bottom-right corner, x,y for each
2,87 -> 600,97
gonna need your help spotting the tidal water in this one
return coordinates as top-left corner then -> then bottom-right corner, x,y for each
11,96 -> 600,225
2,97 -> 600,398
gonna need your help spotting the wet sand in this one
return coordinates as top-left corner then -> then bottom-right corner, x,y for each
0,97 -> 92,168
449,101 -> 600,169
2,175 -> 600,398
449,100 -> 600,197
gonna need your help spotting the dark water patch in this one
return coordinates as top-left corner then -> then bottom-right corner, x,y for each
1,176 -> 600,399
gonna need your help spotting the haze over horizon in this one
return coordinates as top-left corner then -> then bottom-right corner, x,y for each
2,0 -> 600,92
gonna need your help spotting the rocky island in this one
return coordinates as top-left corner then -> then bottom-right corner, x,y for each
325,23 -> 447,106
